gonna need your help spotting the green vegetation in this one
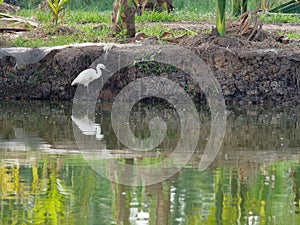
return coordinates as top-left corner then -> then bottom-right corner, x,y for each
133,60 -> 178,76
47,0 -> 70,24
1,153 -> 300,224
65,0 -> 254,12
8,9 -> 206,47
232,0 -> 249,16
278,30 -> 300,39
8,0 -> 290,12
260,12 -> 300,22
216,0 -> 226,36
270,0 -> 300,13
232,0 -> 242,16
1,0 -> 299,47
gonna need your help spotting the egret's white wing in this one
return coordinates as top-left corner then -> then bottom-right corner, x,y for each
71,69 -> 96,86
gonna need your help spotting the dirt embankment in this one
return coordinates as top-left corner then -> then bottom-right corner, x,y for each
0,35 -> 300,106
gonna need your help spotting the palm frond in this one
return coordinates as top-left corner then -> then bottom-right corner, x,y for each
270,0 -> 300,13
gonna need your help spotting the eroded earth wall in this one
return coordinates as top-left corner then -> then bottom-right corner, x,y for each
0,44 -> 299,105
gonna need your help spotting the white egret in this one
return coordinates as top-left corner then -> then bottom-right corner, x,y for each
71,63 -> 109,94
71,115 -> 104,140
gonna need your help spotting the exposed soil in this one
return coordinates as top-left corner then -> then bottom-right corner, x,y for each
0,8 -> 300,106
139,21 -> 300,34
1,36 -> 299,105
0,2 -> 20,13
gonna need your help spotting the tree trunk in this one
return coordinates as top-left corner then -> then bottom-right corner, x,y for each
158,0 -> 174,12
111,0 -> 136,37
133,0 -> 173,15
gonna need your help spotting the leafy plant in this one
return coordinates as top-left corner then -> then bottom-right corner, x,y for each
269,0 -> 300,13
242,0 -> 248,13
232,0 -> 248,16
260,0 -> 276,11
47,0 -> 70,24
0,0 -> 3,4
232,0 -> 242,16
216,0 -> 226,36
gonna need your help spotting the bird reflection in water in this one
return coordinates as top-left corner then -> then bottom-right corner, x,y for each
71,115 -> 104,140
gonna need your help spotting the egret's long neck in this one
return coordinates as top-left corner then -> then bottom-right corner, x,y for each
96,66 -> 101,74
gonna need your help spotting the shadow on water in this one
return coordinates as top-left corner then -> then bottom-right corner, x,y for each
0,101 -> 300,224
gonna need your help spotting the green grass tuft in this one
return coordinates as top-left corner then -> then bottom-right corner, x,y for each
260,12 -> 300,23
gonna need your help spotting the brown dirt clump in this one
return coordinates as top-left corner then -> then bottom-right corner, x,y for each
0,2 -> 20,14
0,40 -> 299,105
179,31 -> 294,50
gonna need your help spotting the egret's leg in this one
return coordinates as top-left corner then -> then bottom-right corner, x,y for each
87,85 -> 90,95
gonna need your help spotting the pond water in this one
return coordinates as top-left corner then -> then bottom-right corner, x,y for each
1,101 -> 300,225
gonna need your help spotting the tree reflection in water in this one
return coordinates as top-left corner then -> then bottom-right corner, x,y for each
0,101 -> 300,224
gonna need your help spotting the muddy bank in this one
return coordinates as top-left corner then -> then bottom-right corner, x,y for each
0,40 -> 300,106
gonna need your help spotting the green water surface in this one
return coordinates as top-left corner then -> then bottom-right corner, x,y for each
0,101 -> 300,225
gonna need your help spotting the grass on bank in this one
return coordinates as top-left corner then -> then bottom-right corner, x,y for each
17,0 -> 291,13
260,12 -> 300,23
2,8 -> 300,47
17,9 -> 216,24
3,9 -> 214,47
